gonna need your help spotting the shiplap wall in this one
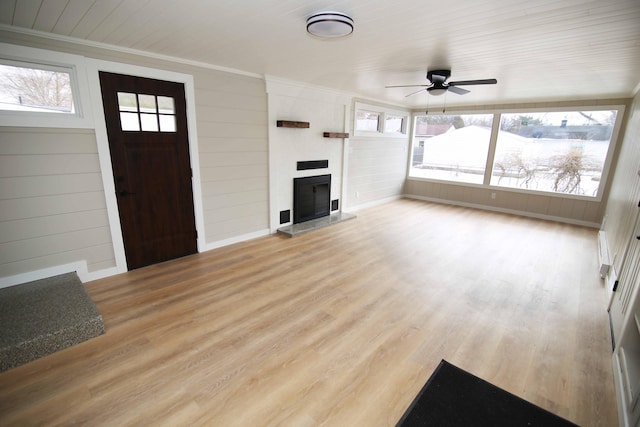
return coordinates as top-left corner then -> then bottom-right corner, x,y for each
0,32 -> 269,282
346,138 -> 408,208
345,101 -> 410,209
0,127 -> 115,277
602,92 -> 640,271
265,78 -> 349,231
189,71 -> 269,244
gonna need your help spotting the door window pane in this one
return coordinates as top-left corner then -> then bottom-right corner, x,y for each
117,92 -> 137,111
410,114 -> 494,184
158,96 -> 175,114
140,113 -> 159,131
116,92 -> 176,133
159,115 -> 176,132
138,94 -> 156,113
120,112 -> 140,131
490,110 -> 617,196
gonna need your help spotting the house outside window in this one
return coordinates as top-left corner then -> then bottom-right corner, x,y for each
410,114 -> 494,184
409,107 -> 624,200
490,110 -> 618,197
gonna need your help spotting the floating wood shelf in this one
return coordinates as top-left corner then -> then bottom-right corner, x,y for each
323,132 -> 349,138
277,120 -> 310,128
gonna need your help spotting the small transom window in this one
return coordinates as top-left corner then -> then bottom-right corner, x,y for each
0,63 -> 74,113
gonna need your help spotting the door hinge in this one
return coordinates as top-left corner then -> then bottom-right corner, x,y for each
612,280 -> 619,292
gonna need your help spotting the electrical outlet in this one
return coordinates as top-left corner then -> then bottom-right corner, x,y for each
491,192 -> 496,200
356,191 -> 360,198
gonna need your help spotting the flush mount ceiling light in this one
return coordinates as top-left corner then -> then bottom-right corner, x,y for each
306,11 -> 354,38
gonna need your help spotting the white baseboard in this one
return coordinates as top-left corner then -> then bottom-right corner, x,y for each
345,195 -> 403,212
0,262 -> 120,289
203,228 -> 271,252
404,194 -> 601,228
1,230 -> 271,289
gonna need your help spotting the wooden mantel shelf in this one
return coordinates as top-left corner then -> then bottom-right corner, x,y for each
323,132 -> 349,138
277,120 -> 310,128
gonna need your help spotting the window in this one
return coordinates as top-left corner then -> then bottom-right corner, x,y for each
355,110 -> 380,132
0,63 -> 74,113
410,114 -> 494,184
385,115 -> 406,134
354,102 -> 409,137
0,42 -> 92,128
490,110 -> 618,196
408,106 -> 624,200
117,92 -> 176,132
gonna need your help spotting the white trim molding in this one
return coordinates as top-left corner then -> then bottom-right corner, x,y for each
405,194 -> 601,228
0,261 -> 118,289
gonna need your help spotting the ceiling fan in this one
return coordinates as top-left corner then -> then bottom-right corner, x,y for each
386,70 -> 497,97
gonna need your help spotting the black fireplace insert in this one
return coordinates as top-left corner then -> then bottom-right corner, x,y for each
293,174 -> 331,224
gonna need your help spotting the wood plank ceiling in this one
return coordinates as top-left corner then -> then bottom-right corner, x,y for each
1,0 -> 639,108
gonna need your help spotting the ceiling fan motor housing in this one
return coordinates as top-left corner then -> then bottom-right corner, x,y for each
427,70 -> 451,84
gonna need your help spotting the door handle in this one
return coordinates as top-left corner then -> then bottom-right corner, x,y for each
118,190 -> 136,196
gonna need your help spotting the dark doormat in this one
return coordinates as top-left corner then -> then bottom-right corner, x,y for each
396,360 -> 578,427
0,272 -> 105,372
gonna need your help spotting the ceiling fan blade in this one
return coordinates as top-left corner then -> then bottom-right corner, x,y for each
447,86 -> 470,95
385,84 -> 430,88
448,78 -> 497,86
405,88 -> 428,97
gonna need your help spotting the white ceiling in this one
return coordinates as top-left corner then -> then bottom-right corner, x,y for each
2,0 -> 640,109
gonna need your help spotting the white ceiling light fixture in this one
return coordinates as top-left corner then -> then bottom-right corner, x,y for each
427,87 -> 448,96
306,11 -> 354,38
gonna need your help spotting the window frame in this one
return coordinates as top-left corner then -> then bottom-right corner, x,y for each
354,102 -> 409,138
408,104 -> 626,202
0,42 -> 93,129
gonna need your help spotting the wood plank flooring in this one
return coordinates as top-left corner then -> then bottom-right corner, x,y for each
0,199 -> 617,426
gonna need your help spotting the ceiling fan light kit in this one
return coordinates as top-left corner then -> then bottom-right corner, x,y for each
306,11 -> 354,38
427,87 -> 447,96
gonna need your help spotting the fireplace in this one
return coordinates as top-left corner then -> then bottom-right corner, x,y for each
293,174 -> 331,224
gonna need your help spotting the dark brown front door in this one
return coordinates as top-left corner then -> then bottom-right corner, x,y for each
99,72 -> 197,270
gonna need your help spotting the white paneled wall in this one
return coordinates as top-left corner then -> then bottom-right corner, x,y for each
346,137 -> 408,208
191,70 -> 269,244
266,77 -> 350,232
0,127 -> 115,280
0,34 -> 271,284
603,93 -> 640,274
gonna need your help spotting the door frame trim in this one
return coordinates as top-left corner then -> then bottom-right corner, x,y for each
86,59 -> 206,273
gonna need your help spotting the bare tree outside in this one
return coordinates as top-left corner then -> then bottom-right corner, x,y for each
552,147 -> 584,194
0,64 -> 73,112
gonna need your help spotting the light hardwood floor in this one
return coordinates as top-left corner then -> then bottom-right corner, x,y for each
0,199 -> 617,426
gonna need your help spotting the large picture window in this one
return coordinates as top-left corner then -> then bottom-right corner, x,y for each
408,106 -> 623,199
410,114 -> 494,184
490,110 -> 617,196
